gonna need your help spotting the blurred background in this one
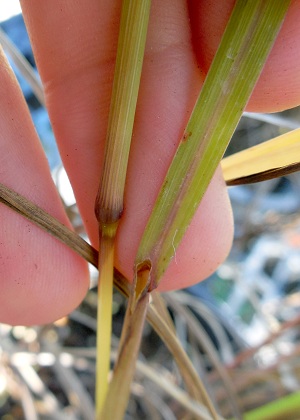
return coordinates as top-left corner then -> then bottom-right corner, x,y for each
1,2 -> 300,419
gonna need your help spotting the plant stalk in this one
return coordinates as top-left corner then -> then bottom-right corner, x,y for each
95,225 -> 117,414
94,0 -> 151,416
99,270 -> 150,420
0,182 -> 222,417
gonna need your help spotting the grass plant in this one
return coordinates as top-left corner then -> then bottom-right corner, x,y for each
1,0 -> 299,418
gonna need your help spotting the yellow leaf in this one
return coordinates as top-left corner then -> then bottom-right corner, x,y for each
222,128 -> 300,185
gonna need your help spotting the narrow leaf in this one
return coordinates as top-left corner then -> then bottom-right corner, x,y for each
0,182 -> 222,415
222,128 -> 300,185
242,391 -> 300,420
0,28 -> 45,106
0,182 -> 98,266
147,305 -> 221,419
165,294 -> 241,419
135,0 -> 291,288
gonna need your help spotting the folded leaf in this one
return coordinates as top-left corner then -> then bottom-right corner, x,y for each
222,128 -> 300,185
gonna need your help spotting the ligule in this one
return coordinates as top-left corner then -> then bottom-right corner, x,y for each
132,259 -> 152,310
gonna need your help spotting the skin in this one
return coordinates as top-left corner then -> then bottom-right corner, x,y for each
0,0 -> 299,325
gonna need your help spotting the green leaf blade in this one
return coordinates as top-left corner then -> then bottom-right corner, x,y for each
135,0 -> 291,287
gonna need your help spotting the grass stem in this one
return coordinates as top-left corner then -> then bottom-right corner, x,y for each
95,227 -> 116,417
94,0 -> 151,416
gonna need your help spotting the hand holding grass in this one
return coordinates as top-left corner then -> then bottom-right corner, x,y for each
0,0 -> 299,325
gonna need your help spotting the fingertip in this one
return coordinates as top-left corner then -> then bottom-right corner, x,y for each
0,48 -> 90,326
247,0 -> 300,112
0,212 -> 90,326
189,0 -> 300,113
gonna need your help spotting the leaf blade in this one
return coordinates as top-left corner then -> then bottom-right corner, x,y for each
222,128 -> 300,185
135,0 -> 291,287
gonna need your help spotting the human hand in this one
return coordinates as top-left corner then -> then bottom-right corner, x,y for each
1,0 -> 299,325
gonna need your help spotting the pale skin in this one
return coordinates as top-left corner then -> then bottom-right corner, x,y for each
0,0 -> 299,325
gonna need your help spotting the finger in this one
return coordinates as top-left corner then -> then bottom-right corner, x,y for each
0,48 -> 89,325
189,0 -> 300,112
21,0 -> 233,290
